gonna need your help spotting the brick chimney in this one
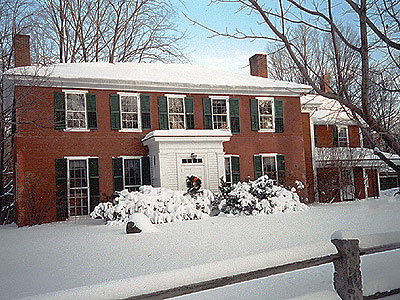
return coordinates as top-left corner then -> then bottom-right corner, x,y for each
14,34 -> 31,67
249,54 -> 268,78
320,74 -> 332,93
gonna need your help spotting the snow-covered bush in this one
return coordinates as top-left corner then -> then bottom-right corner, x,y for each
90,185 -> 213,224
216,176 -> 308,216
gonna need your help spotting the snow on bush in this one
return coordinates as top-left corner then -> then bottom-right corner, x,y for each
216,175 -> 308,216
90,185 -> 213,224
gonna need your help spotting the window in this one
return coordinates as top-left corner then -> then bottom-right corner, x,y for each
258,98 -> 274,130
54,90 -> 97,131
224,155 -> 241,185
254,154 -> 285,185
113,156 -> 150,192
250,98 -> 284,132
212,98 -> 229,129
110,93 -> 151,131
68,159 -> 89,216
123,158 -> 142,191
225,157 -> 232,185
338,127 -> 348,147
182,158 -> 203,164
120,94 -> 139,129
168,96 -> 185,129
66,92 -> 87,129
262,156 -> 277,181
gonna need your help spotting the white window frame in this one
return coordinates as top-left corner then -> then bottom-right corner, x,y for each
257,97 -> 275,132
118,92 -> 142,132
224,154 -> 239,185
65,156 -> 92,217
121,156 -> 143,190
338,126 -> 349,147
166,94 -> 186,130
63,90 -> 89,132
258,153 -> 280,183
210,96 -> 230,130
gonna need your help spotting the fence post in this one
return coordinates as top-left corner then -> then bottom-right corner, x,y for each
331,236 -> 363,300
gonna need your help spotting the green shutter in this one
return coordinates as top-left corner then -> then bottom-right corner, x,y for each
110,94 -> 121,130
86,93 -> 97,129
158,96 -> 168,130
254,155 -> 262,179
274,99 -> 284,133
185,97 -> 195,129
141,156 -> 151,185
250,98 -> 259,131
203,97 -> 212,129
231,156 -> 241,184
55,158 -> 68,220
277,154 -> 286,185
113,158 -> 123,192
140,94 -> 152,129
332,125 -> 339,147
54,92 -> 66,129
229,98 -> 240,134
89,158 -> 100,212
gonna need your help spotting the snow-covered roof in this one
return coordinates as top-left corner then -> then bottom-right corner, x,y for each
5,62 -> 311,96
301,94 -> 356,125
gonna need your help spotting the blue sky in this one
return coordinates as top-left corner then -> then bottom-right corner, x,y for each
173,1 -> 275,74
171,1 -> 356,75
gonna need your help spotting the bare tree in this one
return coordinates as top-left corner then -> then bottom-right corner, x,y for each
0,1 -> 38,219
195,0 -> 400,176
35,0 -> 188,63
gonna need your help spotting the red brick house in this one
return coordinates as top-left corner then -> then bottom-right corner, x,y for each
301,94 -> 400,202
5,36 -> 312,226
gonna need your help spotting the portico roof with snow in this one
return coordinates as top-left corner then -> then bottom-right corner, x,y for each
6,62 -> 312,96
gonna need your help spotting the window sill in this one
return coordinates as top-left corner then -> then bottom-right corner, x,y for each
258,129 -> 275,133
64,129 -> 90,132
118,129 -> 142,133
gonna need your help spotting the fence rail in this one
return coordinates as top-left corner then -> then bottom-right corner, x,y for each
124,233 -> 400,300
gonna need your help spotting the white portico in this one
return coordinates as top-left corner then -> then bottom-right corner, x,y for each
142,130 -> 232,192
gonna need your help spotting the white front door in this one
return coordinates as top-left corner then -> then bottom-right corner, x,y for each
178,157 -> 205,191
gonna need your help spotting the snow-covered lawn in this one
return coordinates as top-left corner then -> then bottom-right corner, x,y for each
1,191 -> 400,300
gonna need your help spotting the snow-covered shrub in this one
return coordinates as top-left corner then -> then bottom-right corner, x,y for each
90,185 -> 213,224
216,176 -> 308,216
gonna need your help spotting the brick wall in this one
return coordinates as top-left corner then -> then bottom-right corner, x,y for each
14,86 -> 307,225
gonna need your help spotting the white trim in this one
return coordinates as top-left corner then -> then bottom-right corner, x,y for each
62,89 -> 88,94
257,97 -> 275,132
209,95 -> 229,99
118,129 -> 142,133
118,92 -> 142,131
377,169 -> 381,197
66,157 -> 90,217
120,156 -> 143,190
165,93 -> 186,98
337,126 -> 349,147
256,153 -> 279,157
64,90 -> 88,130
224,154 -> 239,184
64,129 -> 90,132
363,168 -> 368,199
64,156 -> 98,159
166,94 -> 186,129
210,96 -> 230,130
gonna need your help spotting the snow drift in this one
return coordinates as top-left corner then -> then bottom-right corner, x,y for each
90,186 -> 213,224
